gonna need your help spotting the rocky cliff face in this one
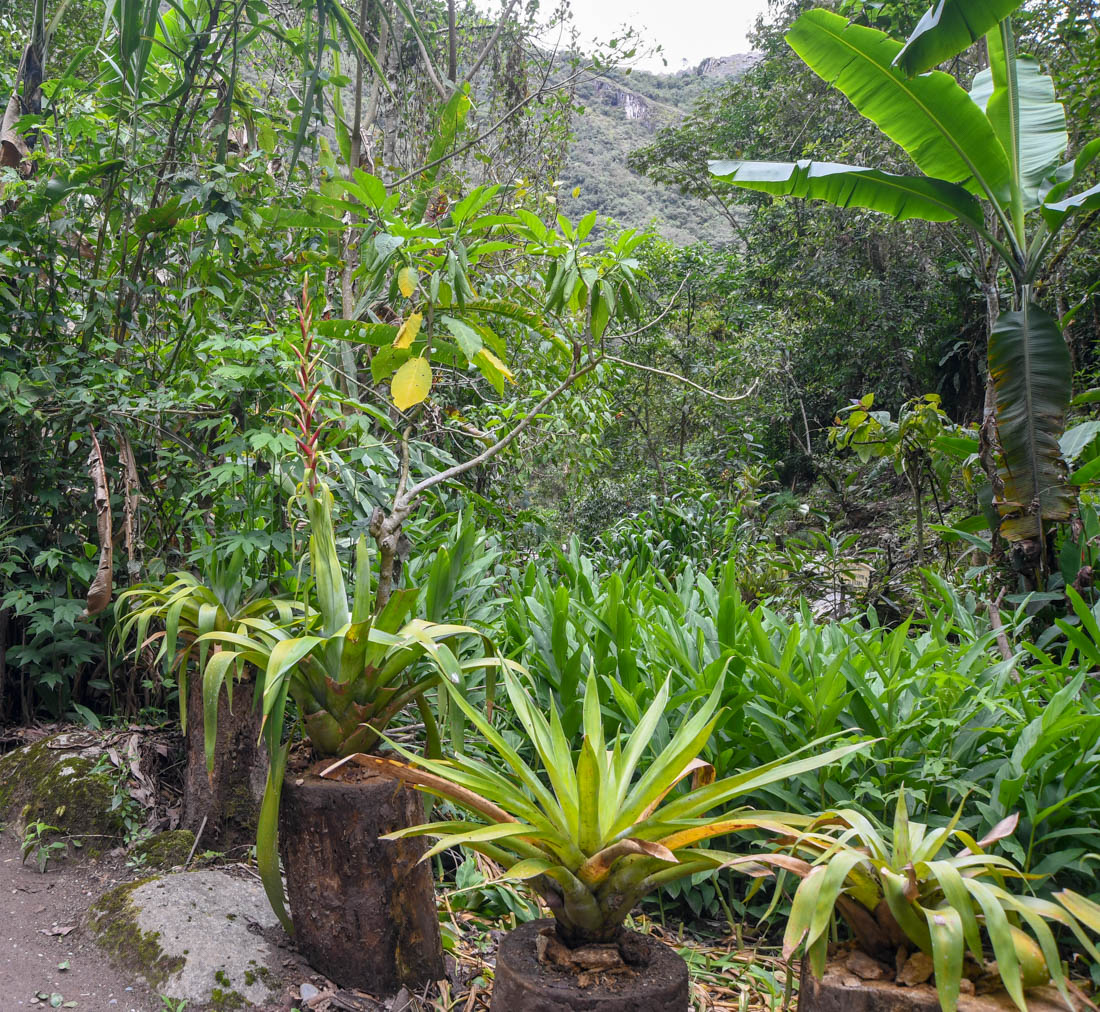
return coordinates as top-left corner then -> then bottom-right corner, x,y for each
591,79 -> 657,126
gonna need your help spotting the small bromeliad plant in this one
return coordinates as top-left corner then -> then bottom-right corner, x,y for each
325,667 -> 869,949
780,791 -> 1100,1012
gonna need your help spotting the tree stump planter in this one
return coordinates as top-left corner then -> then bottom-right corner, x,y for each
279,761 -> 444,995
799,950 -> 1085,1012
182,672 -> 267,851
490,919 -> 689,1011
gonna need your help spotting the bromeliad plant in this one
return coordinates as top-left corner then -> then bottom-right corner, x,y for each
114,545 -> 299,733
185,286 -> 514,931
326,669 -> 870,947
780,791 -> 1100,1012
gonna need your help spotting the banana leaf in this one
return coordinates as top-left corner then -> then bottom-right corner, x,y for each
786,9 -> 1011,202
988,301 -> 1075,540
709,159 -> 984,226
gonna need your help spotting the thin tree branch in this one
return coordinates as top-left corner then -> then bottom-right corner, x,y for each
395,356 -> 602,512
451,0 -> 520,96
605,356 -> 759,404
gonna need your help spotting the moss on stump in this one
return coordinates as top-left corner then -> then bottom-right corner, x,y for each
129,830 -> 196,869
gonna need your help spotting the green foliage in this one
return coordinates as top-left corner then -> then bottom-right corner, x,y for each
372,668 -> 866,944
708,0 -> 1098,550
783,792 -> 1100,1011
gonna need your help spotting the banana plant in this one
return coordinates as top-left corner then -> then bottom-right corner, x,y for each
709,0 -> 1099,556
779,791 -> 1100,1012
326,668 -> 870,946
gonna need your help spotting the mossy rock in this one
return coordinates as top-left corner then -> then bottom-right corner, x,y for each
129,830 -> 196,869
88,877 -> 185,990
0,733 -> 127,843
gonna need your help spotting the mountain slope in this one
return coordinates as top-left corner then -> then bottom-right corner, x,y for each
558,56 -> 755,245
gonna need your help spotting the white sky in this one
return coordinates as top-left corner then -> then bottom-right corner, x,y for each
565,0 -> 772,71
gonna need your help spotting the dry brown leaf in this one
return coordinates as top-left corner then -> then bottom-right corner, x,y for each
81,427 -> 113,618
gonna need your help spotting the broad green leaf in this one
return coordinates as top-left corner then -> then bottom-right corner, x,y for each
709,159 -> 984,226
1042,180 -> 1100,230
988,302 -> 1075,539
257,740 -> 292,934
202,650 -> 241,775
924,906 -> 964,1012
440,316 -> 484,360
966,878 -> 1025,1009
971,54 -> 1067,211
784,865 -> 826,958
315,319 -> 399,346
786,10 -> 1011,201
894,0 -> 1023,77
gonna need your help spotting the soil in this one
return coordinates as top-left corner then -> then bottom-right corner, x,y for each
0,829 -> 162,1011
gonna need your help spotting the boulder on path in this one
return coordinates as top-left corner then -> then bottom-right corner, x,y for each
90,867 -> 287,1008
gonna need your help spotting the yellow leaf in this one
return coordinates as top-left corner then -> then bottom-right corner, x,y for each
398,266 -> 417,298
477,348 -> 514,382
393,312 -> 423,349
391,357 -> 432,410
572,185 -> 581,199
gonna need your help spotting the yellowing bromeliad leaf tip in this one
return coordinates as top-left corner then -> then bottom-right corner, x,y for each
392,357 -> 432,410
398,266 -> 417,298
394,312 -> 423,349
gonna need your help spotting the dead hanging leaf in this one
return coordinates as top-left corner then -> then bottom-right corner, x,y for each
0,93 -> 28,169
393,312 -> 423,349
1,38 -> 44,171
81,428 -> 113,619
116,427 -> 141,578
391,357 -> 432,410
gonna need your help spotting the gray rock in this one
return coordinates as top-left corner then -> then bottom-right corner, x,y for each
126,869 -> 284,1007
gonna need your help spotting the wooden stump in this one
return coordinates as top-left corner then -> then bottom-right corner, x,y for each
182,674 -> 267,851
490,919 -> 689,1011
799,953 -> 1085,1012
279,766 -> 444,995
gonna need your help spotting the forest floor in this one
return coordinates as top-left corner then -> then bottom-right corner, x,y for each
0,831 -> 161,1011
0,821 -> 791,1011
0,724 -> 792,1011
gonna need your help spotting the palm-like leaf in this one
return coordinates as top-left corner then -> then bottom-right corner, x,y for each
786,10 -> 1011,201
971,50 -> 1067,212
893,0 -> 1023,77
709,159 -> 984,225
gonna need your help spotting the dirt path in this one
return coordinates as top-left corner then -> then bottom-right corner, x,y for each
0,831 -> 161,1012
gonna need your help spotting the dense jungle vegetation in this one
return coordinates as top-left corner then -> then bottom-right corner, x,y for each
3,0 -> 1100,1006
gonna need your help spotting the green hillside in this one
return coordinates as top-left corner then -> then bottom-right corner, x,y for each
557,57 -> 754,244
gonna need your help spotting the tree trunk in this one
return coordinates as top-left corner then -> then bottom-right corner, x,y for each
279,765 -> 444,994
182,673 -> 267,851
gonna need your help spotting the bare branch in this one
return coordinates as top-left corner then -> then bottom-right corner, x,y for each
451,0 -> 520,96
395,356 -> 602,513
606,356 -> 760,403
